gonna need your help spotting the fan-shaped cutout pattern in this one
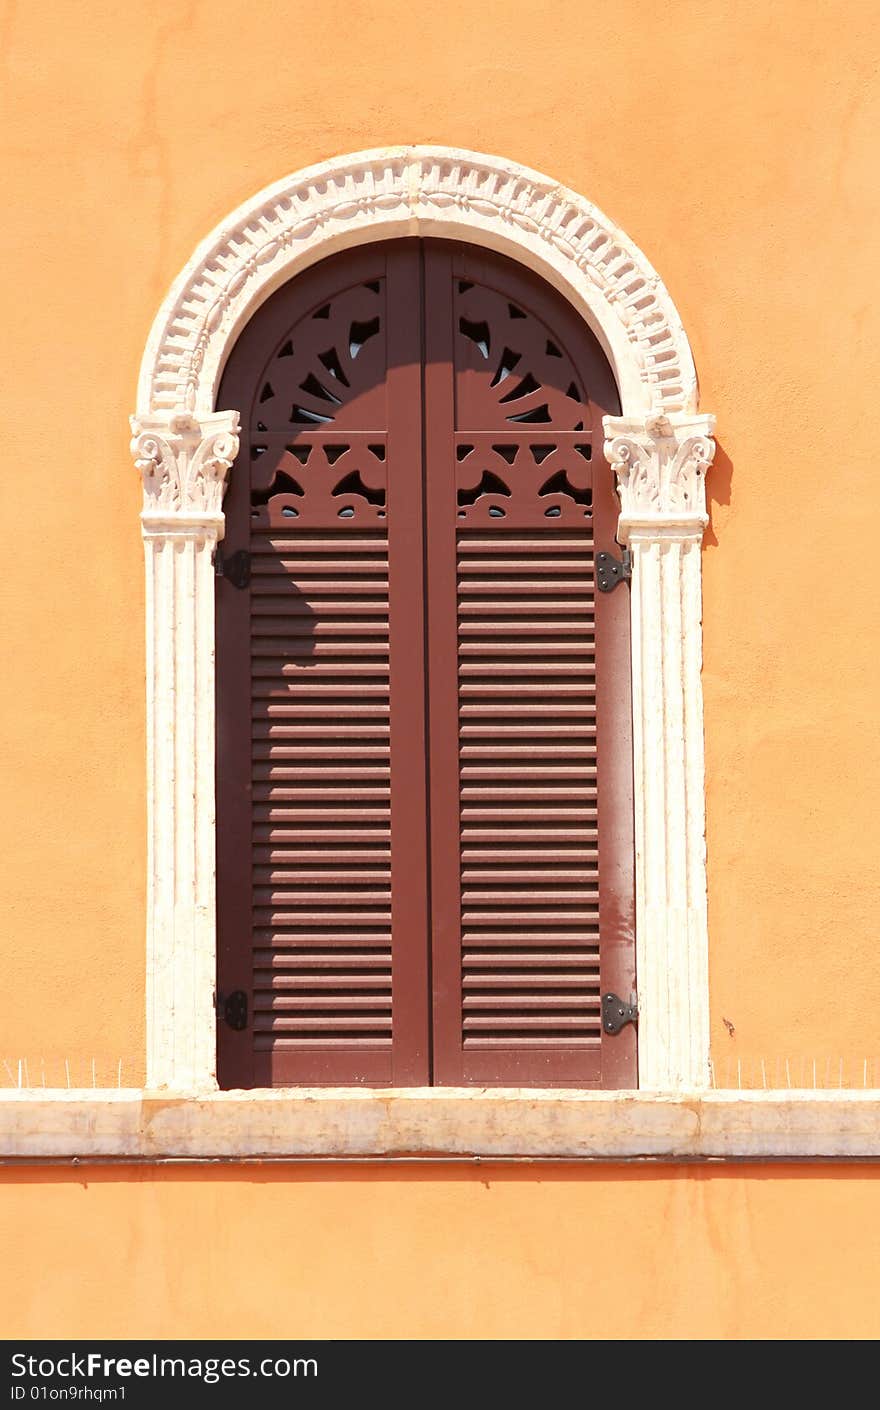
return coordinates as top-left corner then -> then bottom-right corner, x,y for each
454,276 -> 591,431
318,348 -> 350,386
349,317 -> 380,358
490,348 -> 521,387
299,372 -> 342,405
499,372 -> 540,404
459,318 -> 491,358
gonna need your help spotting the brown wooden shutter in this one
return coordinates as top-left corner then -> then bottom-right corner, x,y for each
216,244 -> 430,1087
216,239 -> 636,1089
423,243 -> 635,1087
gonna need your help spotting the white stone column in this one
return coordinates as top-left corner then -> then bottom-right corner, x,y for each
130,410 -> 240,1091
603,414 -> 716,1090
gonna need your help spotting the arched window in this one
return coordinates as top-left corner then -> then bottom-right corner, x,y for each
131,147 -> 715,1099
215,240 -> 636,1088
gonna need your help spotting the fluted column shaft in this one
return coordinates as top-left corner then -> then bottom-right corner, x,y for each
131,411 -> 239,1091
604,414 -> 716,1090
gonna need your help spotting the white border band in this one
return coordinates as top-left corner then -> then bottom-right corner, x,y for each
3,1091 -> 880,1161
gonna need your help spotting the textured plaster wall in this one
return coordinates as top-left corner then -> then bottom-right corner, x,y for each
4,1163 -> 880,1340
1,0 -> 879,1338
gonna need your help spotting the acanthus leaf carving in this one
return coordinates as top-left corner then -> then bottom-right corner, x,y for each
130,426 -> 181,514
130,410 -> 240,532
603,413 -> 716,538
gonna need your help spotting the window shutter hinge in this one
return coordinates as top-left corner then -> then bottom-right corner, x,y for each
602,992 -> 638,1035
595,549 -> 632,593
215,989 -> 248,1031
214,548 -> 251,589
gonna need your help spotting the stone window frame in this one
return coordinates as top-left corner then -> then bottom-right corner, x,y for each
129,145 -> 716,1099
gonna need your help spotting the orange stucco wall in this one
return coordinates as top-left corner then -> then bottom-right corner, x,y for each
3,1163 -> 880,1340
1,0 -> 879,1337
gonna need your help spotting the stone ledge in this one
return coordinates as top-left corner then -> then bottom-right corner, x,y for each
1,1089 -> 879,1160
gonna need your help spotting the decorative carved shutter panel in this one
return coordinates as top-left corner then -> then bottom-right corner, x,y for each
216,240 -> 635,1089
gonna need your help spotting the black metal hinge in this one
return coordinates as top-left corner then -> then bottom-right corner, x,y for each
216,990 -> 248,1031
595,549 -> 632,593
602,992 -> 638,1035
214,549 -> 251,589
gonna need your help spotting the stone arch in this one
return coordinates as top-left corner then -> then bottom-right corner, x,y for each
136,146 -> 699,422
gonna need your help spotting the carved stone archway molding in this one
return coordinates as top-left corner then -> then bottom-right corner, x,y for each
131,147 -> 716,1094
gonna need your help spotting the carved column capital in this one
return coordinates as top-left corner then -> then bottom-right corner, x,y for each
603,413 -> 716,543
130,409 -> 240,539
